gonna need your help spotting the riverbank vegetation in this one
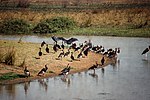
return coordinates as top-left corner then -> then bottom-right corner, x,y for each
0,1 -> 150,37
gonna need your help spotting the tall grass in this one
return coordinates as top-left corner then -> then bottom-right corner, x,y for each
4,47 -> 16,65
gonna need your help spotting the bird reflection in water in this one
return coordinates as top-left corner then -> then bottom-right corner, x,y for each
60,75 -> 71,87
24,81 -> 31,96
38,79 -> 48,92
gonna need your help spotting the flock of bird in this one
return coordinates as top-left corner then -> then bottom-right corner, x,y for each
24,36 -> 150,79
24,36 -> 122,78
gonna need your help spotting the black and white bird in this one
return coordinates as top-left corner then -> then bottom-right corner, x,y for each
46,44 -> 49,53
24,66 -> 30,77
38,65 -> 48,76
60,64 -> 71,76
142,46 -> 150,59
41,41 -> 46,47
101,56 -> 105,66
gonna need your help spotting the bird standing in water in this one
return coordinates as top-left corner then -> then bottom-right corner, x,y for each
88,61 -> 99,73
142,46 -> 150,60
101,56 -> 105,66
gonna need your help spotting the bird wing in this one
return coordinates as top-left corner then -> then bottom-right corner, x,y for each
142,48 -> 149,55
66,38 -> 78,44
57,37 -> 66,41
51,36 -> 58,42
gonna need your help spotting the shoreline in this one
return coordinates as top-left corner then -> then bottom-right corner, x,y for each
0,57 -> 116,85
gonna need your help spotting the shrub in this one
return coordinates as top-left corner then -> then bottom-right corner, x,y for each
33,17 -> 76,34
33,22 -> 56,34
0,19 -> 30,34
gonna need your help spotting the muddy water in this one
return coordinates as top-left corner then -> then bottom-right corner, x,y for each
0,35 -> 150,100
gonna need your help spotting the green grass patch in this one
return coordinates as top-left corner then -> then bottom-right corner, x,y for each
0,72 -> 22,81
57,27 -> 150,37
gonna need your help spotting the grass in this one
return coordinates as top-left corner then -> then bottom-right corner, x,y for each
55,27 -> 150,37
0,72 -> 21,81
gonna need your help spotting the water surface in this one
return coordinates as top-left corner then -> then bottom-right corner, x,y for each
0,35 -> 150,100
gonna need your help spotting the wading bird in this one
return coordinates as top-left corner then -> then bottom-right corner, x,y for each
142,46 -> 150,59
88,61 -> 99,73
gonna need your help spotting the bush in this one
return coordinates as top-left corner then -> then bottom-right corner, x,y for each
33,17 -> 76,34
0,19 -> 30,34
33,21 -> 56,34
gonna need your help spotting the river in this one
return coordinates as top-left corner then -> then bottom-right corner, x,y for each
0,35 -> 150,100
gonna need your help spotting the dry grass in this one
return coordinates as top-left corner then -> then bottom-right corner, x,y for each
0,8 -> 149,27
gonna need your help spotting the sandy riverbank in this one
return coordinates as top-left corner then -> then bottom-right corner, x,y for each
0,40 -> 116,85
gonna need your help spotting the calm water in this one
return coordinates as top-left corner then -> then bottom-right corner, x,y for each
0,35 -> 150,100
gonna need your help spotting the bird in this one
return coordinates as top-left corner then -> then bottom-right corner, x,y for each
88,61 -> 99,70
142,46 -> 150,59
41,41 -> 46,47
61,42 -> 65,49
64,49 -> 70,57
88,61 -> 99,74
77,51 -> 83,58
37,65 -> 48,76
58,50 -> 64,59
101,56 -> 105,66
74,46 -> 81,52
53,44 -> 57,53
63,37 -> 78,45
70,52 -> 75,61
39,48 -> 42,57
55,42 -> 61,49
51,36 -> 65,43
45,44 -> 49,53
60,64 -> 71,76
83,47 -> 90,56
24,66 -> 30,77
142,46 -> 150,55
